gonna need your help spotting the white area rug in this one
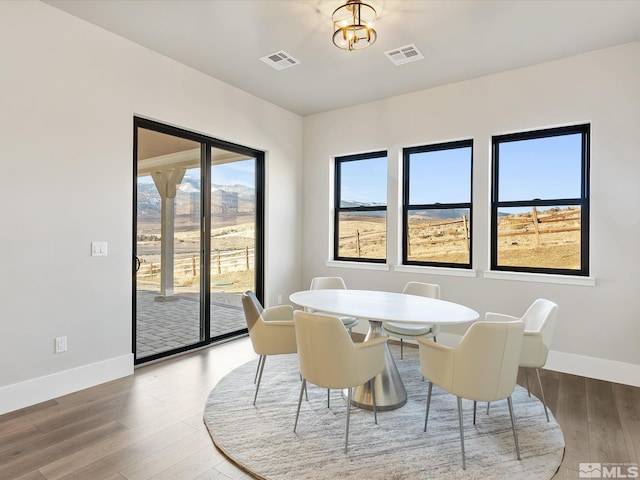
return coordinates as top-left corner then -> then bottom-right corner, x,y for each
204,346 -> 564,480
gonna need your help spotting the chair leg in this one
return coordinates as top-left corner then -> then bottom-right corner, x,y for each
486,402 -> 491,415
299,373 -> 308,401
254,355 -> 264,384
327,389 -> 330,408
473,400 -> 477,425
507,396 -> 521,460
400,338 -> 404,359
345,387 -> 352,453
536,368 -> 550,422
524,368 -> 531,397
253,355 -> 266,405
424,381 -> 433,432
371,378 -> 378,425
294,379 -> 306,433
457,396 -> 466,470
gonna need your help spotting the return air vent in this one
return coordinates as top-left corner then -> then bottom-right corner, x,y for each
259,50 -> 301,71
385,44 -> 424,66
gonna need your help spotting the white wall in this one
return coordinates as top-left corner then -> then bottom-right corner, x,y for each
0,1 -> 302,413
302,42 -> 640,386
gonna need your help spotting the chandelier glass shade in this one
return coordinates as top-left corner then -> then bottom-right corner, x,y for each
332,0 -> 377,51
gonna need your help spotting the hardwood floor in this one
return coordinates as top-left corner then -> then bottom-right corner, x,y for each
1,337 -> 638,480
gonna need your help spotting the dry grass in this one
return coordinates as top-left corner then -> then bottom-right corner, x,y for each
137,207 -> 582,293
337,207 -> 581,269
137,220 -> 256,295
495,207 -> 581,269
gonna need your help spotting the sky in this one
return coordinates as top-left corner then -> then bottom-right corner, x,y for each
340,156 -> 388,204
340,133 -> 582,205
138,158 -> 256,188
498,133 -> 582,201
139,133 -> 582,205
211,159 -> 255,188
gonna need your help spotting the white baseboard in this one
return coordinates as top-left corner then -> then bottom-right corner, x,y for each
0,354 -> 134,415
544,350 -> 639,387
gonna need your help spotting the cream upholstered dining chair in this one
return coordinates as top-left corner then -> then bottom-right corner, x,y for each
485,298 -> 559,421
418,320 -> 525,469
242,291 -> 297,405
382,282 -> 441,359
293,310 -> 388,453
308,276 -> 359,334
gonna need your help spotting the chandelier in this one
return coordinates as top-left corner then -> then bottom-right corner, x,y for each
332,0 -> 377,51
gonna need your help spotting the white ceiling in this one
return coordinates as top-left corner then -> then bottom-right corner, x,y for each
45,0 -> 640,116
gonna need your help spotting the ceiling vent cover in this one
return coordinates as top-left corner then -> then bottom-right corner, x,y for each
260,50 -> 300,71
385,44 -> 424,66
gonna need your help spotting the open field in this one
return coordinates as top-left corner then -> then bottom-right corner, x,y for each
338,206 -> 581,269
137,207 -> 582,294
136,219 -> 255,295
496,207 -> 581,269
337,215 -> 387,260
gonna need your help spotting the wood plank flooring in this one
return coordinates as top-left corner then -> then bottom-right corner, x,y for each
1,337 -> 638,479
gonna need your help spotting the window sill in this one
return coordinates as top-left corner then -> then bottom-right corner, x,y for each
325,260 -> 390,271
393,265 -> 477,278
483,270 -> 596,286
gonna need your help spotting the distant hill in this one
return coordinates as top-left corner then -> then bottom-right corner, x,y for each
137,175 -> 255,216
340,201 -> 470,221
408,208 -> 469,221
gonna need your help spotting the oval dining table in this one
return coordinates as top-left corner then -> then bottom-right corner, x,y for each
289,289 -> 479,411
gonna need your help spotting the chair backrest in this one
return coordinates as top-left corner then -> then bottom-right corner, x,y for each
402,281 -> 440,299
521,298 -> 558,349
453,320 -> 524,402
241,291 -> 263,332
294,310 -> 359,389
242,291 -> 297,356
310,276 -> 347,290
242,290 -> 275,350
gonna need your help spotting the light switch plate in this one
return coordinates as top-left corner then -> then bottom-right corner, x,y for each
91,241 -> 108,256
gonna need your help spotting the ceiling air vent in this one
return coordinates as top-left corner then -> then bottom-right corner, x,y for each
259,50 -> 300,71
385,44 -> 424,66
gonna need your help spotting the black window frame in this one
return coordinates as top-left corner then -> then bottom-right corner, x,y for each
491,124 -> 590,276
334,151 -> 388,263
402,139 -> 474,269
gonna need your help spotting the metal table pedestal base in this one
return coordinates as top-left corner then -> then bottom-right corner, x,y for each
347,320 -> 407,411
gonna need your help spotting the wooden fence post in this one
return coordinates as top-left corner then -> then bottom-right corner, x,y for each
355,230 -> 361,258
216,250 -> 221,274
462,214 -> 470,252
532,207 -> 541,245
245,246 -> 249,270
191,255 -> 196,276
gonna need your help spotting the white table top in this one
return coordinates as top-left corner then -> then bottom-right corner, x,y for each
289,289 -> 479,325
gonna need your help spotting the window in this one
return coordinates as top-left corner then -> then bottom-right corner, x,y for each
334,151 -> 387,262
491,124 -> 590,275
402,140 -> 473,268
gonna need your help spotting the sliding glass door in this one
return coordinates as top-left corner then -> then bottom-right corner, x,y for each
133,118 -> 263,364
209,150 -> 258,338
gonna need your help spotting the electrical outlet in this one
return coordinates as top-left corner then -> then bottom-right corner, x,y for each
55,336 -> 67,353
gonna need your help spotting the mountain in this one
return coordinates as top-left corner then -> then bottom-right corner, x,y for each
137,176 -> 255,216
341,201 -> 469,221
